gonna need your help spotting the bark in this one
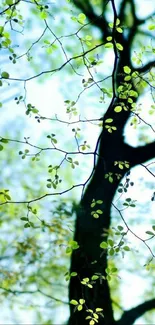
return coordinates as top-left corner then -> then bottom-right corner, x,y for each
116,299 -> 155,325
68,1 -> 155,324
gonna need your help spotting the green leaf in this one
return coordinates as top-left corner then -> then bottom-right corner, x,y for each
96,209 -> 103,214
116,18 -> 120,26
116,43 -> 123,51
123,246 -> 130,251
88,283 -> 93,288
24,223 -> 30,228
104,42 -> 113,49
5,194 -> 11,200
91,275 -> 99,280
0,26 -> 4,35
78,13 -> 86,24
46,183 -> 51,188
129,90 -> 138,97
32,108 -> 39,113
100,241 -> 108,249
93,213 -> 99,219
96,200 -> 103,204
77,305 -> 83,311
107,275 -> 111,281
1,71 -> 10,79
117,225 -> 123,231
109,248 -> 114,256
117,27 -> 123,33
40,11 -> 48,19
109,176 -> 113,183
114,106 -> 122,113
118,163 -> 123,169
0,145 -> 3,151
6,0 -> 14,5
148,24 -> 155,30
0,138 -> 8,143
123,66 -> 131,74
96,308 -> 103,312
93,313 -> 99,319
82,277 -> 89,283
71,272 -> 77,277
105,118 -> 113,123
108,239 -> 114,247
79,299 -> 85,304
132,71 -> 139,78
146,231 -> 154,236
124,75 -> 131,81
69,240 -> 78,247
66,247 -> 72,254
109,22 -> 113,28
85,35 -> 92,41
90,320 -> 95,325
106,36 -> 112,41
70,299 -> 78,305
44,39 -> 50,45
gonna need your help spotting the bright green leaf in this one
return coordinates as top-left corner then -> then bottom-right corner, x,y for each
117,27 -> 123,33
40,11 -> 48,19
70,299 -> 78,305
100,241 -> 108,249
93,213 -> 99,219
114,106 -> 122,113
6,0 -> 13,4
105,118 -> 113,123
104,42 -> 113,49
78,13 -> 86,23
79,299 -> 85,304
116,43 -> 123,51
123,66 -> 131,74
96,308 -> 103,312
148,24 -> 155,30
96,209 -> 103,214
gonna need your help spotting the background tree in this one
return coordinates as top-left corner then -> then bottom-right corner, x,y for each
0,0 -> 155,324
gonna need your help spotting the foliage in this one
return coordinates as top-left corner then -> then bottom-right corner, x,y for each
0,0 -> 155,324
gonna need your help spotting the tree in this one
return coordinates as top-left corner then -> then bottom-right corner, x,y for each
0,0 -> 155,324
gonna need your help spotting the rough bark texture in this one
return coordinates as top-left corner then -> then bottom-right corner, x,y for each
68,1 -> 155,324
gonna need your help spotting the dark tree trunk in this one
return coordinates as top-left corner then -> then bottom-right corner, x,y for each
68,132 -> 135,325
68,1 -> 155,324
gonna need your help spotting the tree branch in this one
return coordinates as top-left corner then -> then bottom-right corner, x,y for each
72,0 -> 108,38
136,60 -> 155,74
128,141 -> 155,167
116,298 -> 155,325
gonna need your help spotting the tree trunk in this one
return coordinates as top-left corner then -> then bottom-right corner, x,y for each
68,132 -> 132,325
68,1 -> 155,324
